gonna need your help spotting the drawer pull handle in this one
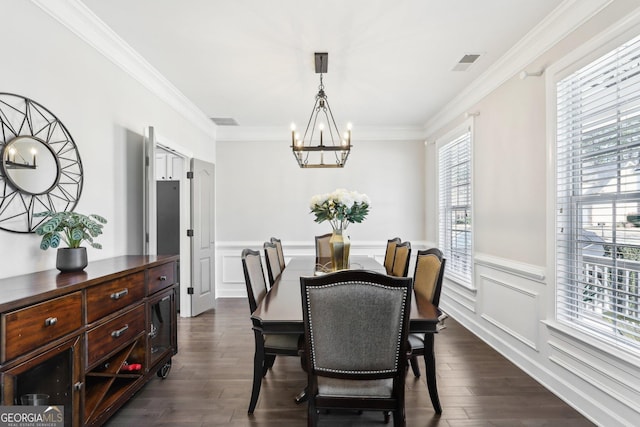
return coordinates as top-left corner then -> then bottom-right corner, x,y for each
74,382 -> 84,391
111,324 -> 129,338
44,317 -> 58,327
110,289 -> 129,300
159,275 -> 167,281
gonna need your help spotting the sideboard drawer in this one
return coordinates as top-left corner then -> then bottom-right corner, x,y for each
86,272 -> 145,323
86,304 -> 145,368
1,292 -> 82,362
148,262 -> 175,295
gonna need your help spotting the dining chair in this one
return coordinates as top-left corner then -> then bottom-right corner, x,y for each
263,241 -> 282,288
407,248 -> 446,413
241,249 -> 301,414
384,237 -> 401,275
391,241 -> 412,277
270,237 -> 286,271
314,233 -> 333,266
300,270 -> 412,426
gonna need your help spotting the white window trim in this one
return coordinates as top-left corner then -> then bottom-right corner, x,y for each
545,9 -> 640,343
436,118 -> 475,289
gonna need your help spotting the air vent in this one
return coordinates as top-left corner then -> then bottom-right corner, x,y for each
210,117 -> 238,126
452,54 -> 481,72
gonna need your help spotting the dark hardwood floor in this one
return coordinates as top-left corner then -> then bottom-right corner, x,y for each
105,298 -> 594,426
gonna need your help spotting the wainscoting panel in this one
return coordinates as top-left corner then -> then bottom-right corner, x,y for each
215,240 -> 429,298
441,279 -> 477,314
546,324 -> 640,413
479,273 -> 539,350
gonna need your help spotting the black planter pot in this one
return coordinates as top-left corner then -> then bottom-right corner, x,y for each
56,247 -> 88,272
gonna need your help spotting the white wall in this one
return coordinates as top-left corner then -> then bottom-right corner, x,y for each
426,2 -> 640,425
215,134 -> 426,297
0,1 -> 215,278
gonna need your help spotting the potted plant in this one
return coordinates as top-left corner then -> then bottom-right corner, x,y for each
309,188 -> 370,270
34,211 -> 108,272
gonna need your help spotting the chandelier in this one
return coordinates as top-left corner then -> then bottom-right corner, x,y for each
291,52 -> 351,168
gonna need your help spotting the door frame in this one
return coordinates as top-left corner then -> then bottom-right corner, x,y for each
147,129 -> 194,317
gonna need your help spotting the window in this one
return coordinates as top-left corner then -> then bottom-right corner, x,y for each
556,33 -> 640,350
438,129 -> 472,286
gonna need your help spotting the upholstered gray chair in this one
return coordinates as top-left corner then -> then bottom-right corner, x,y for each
300,270 -> 412,426
384,237 -> 401,275
314,233 -> 333,265
407,248 -> 446,413
263,241 -> 282,288
241,249 -> 300,414
391,241 -> 412,277
270,237 -> 286,271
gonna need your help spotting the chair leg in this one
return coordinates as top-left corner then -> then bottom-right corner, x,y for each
263,354 -> 276,376
248,331 -> 265,414
409,355 -> 421,377
307,399 -> 318,427
424,334 -> 442,414
393,408 -> 406,427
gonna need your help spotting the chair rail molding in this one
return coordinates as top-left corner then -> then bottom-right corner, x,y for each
474,252 -> 546,283
216,240 -> 429,298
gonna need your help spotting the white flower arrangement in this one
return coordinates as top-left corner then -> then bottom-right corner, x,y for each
309,188 -> 371,230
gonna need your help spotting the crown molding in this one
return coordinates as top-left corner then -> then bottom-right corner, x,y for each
31,0 -> 216,138
216,125 -> 427,143
423,0 -> 614,137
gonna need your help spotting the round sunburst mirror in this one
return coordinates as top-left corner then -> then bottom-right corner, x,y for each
0,93 -> 83,233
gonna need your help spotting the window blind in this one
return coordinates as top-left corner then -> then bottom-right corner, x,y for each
439,130 -> 472,285
556,33 -> 640,349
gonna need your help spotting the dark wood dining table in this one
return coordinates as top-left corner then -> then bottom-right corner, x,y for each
250,255 -> 446,414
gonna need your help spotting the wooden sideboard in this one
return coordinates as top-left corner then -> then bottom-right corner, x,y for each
0,255 -> 179,427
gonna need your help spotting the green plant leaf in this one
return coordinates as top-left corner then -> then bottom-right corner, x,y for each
40,235 -> 51,250
35,211 -> 107,250
90,214 -> 108,224
49,234 -> 61,248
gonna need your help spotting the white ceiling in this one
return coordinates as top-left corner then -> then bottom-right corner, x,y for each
80,0 -> 564,129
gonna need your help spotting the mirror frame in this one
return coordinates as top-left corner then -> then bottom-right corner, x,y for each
0,93 -> 83,233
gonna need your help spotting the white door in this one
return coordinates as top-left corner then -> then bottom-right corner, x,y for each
190,158 -> 216,315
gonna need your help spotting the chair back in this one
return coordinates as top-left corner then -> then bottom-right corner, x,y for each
263,241 -> 282,287
301,270 -> 412,379
241,249 -> 268,313
391,241 -> 411,277
270,237 -> 286,271
383,237 -> 401,275
315,233 -> 333,263
413,248 -> 446,307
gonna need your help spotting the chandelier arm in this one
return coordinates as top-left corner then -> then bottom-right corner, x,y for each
318,109 -> 341,165
302,98 -> 322,144
323,99 -> 343,145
